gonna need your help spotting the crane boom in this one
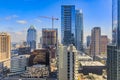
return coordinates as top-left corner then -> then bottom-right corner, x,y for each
39,16 -> 59,29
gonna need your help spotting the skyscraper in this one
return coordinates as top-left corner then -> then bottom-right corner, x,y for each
86,35 -> 91,48
57,44 -> 78,80
112,0 -> 118,45
100,36 -> 108,55
90,27 -> 101,60
75,10 -> 83,51
0,32 -> 11,68
27,25 -> 37,51
107,0 -> 120,80
61,5 -> 75,46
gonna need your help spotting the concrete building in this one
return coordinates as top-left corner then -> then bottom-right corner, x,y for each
90,27 -> 101,60
42,28 -> 58,48
42,28 -> 57,59
100,36 -> 108,56
78,54 -> 93,61
18,47 -> 31,55
10,55 -> 30,73
27,25 -> 37,51
0,32 -> 11,68
21,65 -> 49,78
28,49 -> 50,66
95,55 -> 107,65
57,44 -> 68,80
57,44 -> 78,80
79,61 -> 105,75
75,10 -> 83,51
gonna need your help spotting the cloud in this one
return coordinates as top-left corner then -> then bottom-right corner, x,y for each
12,15 -> 19,18
16,20 -> 27,24
34,18 -> 42,23
5,15 -> 19,20
9,30 -> 27,42
15,32 -> 23,35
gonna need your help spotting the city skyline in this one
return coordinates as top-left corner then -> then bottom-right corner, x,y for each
0,0 -> 111,79
0,0 -> 112,43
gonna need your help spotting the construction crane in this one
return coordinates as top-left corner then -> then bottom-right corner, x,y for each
39,16 -> 59,29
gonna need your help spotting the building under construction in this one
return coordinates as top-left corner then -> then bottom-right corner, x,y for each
42,28 -> 58,48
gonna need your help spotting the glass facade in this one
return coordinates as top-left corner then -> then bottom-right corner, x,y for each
27,25 -> 36,51
86,36 -> 91,47
112,0 -> 120,46
117,0 -> 120,46
61,5 -> 75,45
75,10 -> 83,51
107,45 -> 117,80
107,0 -> 120,80
112,0 -> 118,45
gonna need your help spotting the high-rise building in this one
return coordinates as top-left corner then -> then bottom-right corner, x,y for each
75,10 -> 83,51
42,28 -> 58,48
86,35 -> 91,48
107,0 -> 120,80
100,36 -> 108,55
57,44 -> 78,80
57,44 -> 68,80
61,5 -> 75,46
107,45 -> 117,80
27,25 -> 37,51
61,5 -> 84,51
90,27 -> 101,60
112,0 -> 118,45
0,32 -> 11,68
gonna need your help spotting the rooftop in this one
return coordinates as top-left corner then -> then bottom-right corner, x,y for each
80,61 -> 105,66
78,54 -> 93,60
0,32 -> 9,36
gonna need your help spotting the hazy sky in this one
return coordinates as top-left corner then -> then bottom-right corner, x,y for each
0,0 -> 112,43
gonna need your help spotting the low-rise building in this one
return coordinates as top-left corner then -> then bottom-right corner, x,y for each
79,61 -> 105,75
78,54 -> 93,61
10,55 -> 30,73
21,65 -> 49,78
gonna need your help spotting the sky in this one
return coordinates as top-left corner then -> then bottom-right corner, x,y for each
0,0 -> 112,43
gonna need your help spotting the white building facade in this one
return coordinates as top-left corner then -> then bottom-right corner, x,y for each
58,44 -> 79,80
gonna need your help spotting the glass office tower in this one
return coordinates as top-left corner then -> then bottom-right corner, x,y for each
107,0 -> 120,80
112,0 -> 118,45
27,25 -> 37,51
61,5 -> 75,46
75,10 -> 83,51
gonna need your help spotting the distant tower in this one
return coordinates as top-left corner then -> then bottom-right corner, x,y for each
27,25 -> 37,51
0,32 -> 11,68
61,5 -> 76,46
57,44 -> 78,80
75,9 -> 83,51
100,36 -> 108,55
86,35 -> 91,48
90,27 -> 101,60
